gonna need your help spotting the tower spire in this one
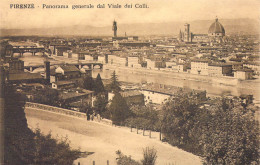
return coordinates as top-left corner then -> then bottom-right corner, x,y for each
112,20 -> 117,37
179,29 -> 183,41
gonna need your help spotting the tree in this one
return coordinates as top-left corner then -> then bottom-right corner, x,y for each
161,92 -> 199,147
4,85 -> 81,164
83,76 -> 95,91
33,87 -> 59,106
199,98 -> 259,165
4,85 -> 36,164
94,73 -> 106,94
109,92 -> 132,125
33,128 -> 80,165
126,105 -> 160,131
108,71 -> 121,93
93,94 -> 108,116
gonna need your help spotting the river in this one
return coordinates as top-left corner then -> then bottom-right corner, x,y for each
92,65 -> 260,103
19,54 -> 260,103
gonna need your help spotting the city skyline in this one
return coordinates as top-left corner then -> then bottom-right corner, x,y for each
0,0 -> 259,29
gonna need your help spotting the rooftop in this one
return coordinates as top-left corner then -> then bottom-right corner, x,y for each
59,89 -> 94,100
120,90 -> 143,97
8,72 -> 42,81
141,83 -> 204,96
208,18 -> 225,34
54,81 -> 75,86
59,65 -> 80,72
9,41 -> 37,47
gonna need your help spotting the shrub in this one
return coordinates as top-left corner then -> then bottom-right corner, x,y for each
33,128 -> 81,165
141,147 -> 157,165
116,150 -> 141,165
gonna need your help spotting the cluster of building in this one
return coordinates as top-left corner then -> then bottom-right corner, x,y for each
2,57 -> 209,112
1,57 -> 96,111
179,18 -> 226,43
0,17 -> 259,113
2,18 -> 259,80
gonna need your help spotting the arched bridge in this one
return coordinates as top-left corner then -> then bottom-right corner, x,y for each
24,62 -> 103,72
72,62 -> 103,70
6,42 -> 45,57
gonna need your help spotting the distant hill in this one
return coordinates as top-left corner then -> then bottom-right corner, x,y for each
1,18 -> 259,36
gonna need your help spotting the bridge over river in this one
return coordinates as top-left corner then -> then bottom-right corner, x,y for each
24,61 -> 103,72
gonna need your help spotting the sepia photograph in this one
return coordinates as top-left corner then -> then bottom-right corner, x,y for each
0,0 -> 259,164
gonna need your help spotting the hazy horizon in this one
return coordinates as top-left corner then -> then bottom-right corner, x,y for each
0,17 -> 258,30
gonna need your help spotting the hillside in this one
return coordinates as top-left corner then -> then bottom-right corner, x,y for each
0,18 -> 259,36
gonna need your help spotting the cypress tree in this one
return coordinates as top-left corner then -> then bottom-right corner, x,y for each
108,71 -> 121,93
94,73 -> 105,94
109,92 -> 131,125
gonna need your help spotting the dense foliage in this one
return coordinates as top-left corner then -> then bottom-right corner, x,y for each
4,85 -> 81,164
93,94 -> 108,116
198,99 -> 259,165
83,76 -> 95,91
33,87 -> 60,106
109,92 -> 132,125
161,93 -> 259,164
4,85 -> 35,164
162,92 -> 200,153
125,105 -> 160,131
33,128 -> 80,165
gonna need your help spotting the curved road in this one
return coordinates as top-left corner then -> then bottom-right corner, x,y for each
25,108 -> 202,165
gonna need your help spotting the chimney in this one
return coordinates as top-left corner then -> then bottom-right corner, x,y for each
44,61 -> 50,83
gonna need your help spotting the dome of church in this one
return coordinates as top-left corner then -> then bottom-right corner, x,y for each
208,18 -> 225,36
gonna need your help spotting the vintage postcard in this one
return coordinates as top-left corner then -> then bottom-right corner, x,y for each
0,0 -> 259,165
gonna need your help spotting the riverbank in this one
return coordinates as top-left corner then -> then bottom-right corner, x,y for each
97,64 -> 260,104
104,65 -> 239,86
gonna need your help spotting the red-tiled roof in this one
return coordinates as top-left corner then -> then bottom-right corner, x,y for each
8,72 -> 42,81
120,90 -> 143,97
60,65 -> 79,72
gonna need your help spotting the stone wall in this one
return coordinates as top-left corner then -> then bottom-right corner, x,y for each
25,102 -> 86,118
25,102 -> 113,125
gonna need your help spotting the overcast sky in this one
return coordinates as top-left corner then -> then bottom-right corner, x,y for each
0,0 -> 259,29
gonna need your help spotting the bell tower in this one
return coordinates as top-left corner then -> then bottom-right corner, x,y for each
184,23 -> 190,42
112,20 -> 117,37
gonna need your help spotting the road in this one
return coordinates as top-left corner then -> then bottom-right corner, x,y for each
25,108 -> 202,165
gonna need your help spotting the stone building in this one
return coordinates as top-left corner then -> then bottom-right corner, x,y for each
208,63 -> 232,77
190,59 -> 209,75
208,18 -> 225,43
234,69 -> 254,80
179,17 -> 225,43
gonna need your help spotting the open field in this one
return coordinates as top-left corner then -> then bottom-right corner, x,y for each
25,108 -> 202,165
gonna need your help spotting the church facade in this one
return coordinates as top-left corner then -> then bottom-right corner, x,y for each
179,18 -> 225,43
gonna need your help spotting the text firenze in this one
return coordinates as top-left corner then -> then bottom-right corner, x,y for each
10,4 -> 35,9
